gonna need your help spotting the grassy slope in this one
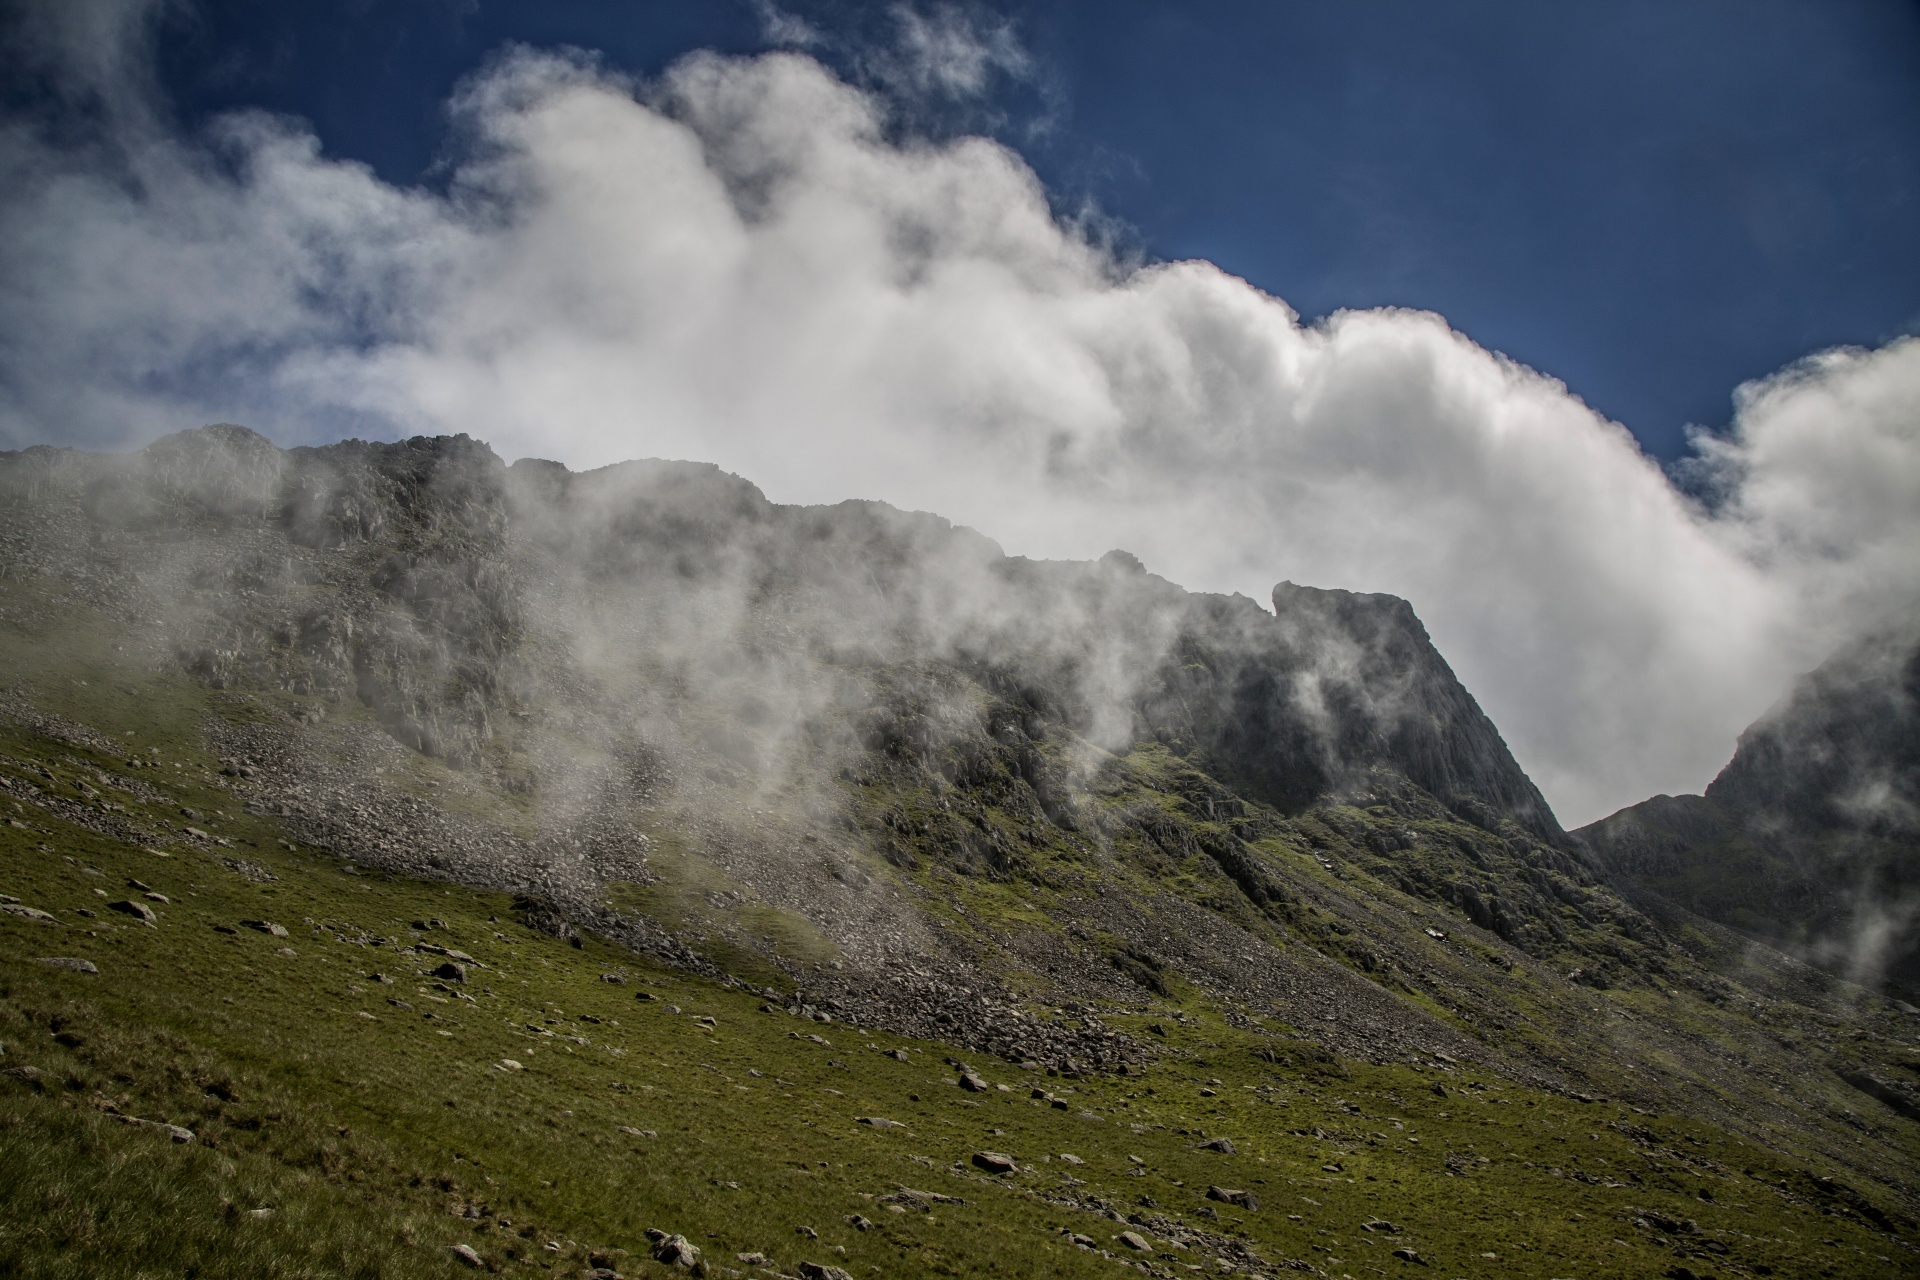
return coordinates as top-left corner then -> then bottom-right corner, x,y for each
0,703 -> 1911,1279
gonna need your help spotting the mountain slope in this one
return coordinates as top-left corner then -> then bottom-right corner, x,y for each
1579,609 -> 1920,992
2,425 -> 1917,1263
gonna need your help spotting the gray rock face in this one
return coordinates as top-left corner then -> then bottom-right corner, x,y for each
0,426 -> 1660,1081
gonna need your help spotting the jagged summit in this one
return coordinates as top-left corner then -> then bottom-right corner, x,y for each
1579,607 -> 1920,991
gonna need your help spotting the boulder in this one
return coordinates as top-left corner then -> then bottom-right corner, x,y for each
971,1151 -> 1018,1174
1206,1186 -> 1258,1210
107,899 -> 156,925
646,1230 -> 702,1269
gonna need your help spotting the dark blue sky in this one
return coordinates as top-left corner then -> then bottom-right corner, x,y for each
141,0 -> 1920,460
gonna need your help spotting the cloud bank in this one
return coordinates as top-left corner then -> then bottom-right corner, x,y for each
2,10 -> 1918,826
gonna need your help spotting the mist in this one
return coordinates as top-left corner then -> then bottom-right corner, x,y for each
3,2 -> 1919,826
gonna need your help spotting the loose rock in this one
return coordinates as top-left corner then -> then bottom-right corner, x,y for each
1118,1230 -> 1153,1252
449,1242 -> 485,1268
1196,1136 -> 1236,1154
107,899 -> 156,924
797,1264 -> 853,1280
1207,1186 -> 1258,1210
34,957 -> 97,973
971,1150 -> 1018,1174
646,1230 -> 702,1268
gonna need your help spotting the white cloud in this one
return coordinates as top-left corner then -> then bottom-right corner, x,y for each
3,38 -> 1918,826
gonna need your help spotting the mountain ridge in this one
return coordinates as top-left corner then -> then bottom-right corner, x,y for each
2,424 -> 1917,1254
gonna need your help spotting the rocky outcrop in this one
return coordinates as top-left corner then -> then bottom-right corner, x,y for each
1580,609 -> 1920,992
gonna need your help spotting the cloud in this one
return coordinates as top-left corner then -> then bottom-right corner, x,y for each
3,30 -> 1919,827
751,1 -> 823,50
871,3 -> 1031,101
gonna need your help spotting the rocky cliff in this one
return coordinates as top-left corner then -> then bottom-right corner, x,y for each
1579,608 -> 1920,992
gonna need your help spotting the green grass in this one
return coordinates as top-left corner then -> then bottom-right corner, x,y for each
1,717 -> 1912,1279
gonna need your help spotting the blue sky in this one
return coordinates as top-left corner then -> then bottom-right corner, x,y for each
139,0 -> 1920,462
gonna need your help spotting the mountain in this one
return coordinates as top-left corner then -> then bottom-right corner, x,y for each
1,425 -> 1916,1274
1578,609 -> 1920,993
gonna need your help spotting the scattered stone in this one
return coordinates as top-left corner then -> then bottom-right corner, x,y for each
1207,1186 -> 1258,1210
958,1069 -> 990,1092
617,1126 -> 657,1138
1,903 -> 58,924
1196,1136 -> 1236,1154
601,973 -> 626,984
885,1048 -> 909,1061
34,957 -> 97,973
1361,1219 -> 1399,1233
107,899 -> 156,925
971,1150 -> 1018,1174
736,1254 -> 769,1266
1391,1246 -> 1427,1265
4,1065 -> 43,1089
495,1059 -> 524,1072
797,1263 -> 853,1280
433,961 -> 468,984
1118,1231 -> 1153,1252
114,1112 -> 194,1142
1320,1162 -> 1343,1173
1058,1153 -> 1085,1165
645,1230 -> 702,1268
844,1214 -> 874,1231
241,920 -> 288,937
449,1242 -> 485,1268
1429,1082 -> 1448,1097
856,1116 -> 904,1128
142,892 -> 170,904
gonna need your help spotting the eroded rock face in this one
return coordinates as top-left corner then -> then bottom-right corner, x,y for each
0,425 -> 1663,1085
